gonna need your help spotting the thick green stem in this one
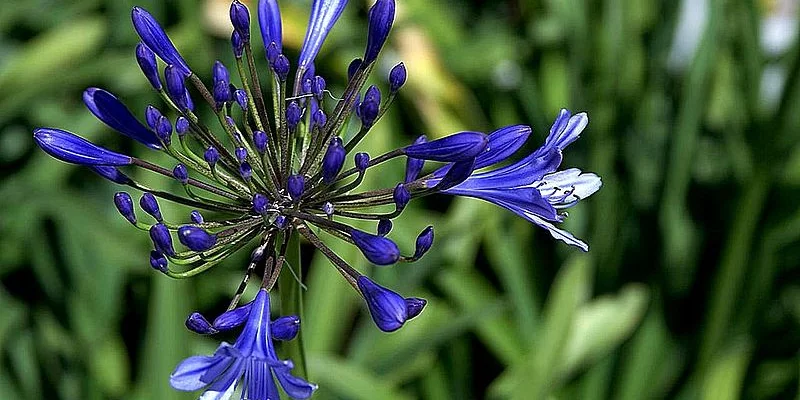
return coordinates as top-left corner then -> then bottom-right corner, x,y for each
279,231 -> 308,379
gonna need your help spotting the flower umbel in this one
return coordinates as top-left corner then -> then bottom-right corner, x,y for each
33,0 -> 600,398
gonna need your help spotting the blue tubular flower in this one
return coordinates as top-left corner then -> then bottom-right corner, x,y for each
258,0 -> 282,51
321,137 -> 345,184
363,0 -> 395,64
297,0 -> 349,70
404,131 -> 488,162
230,0 -> 251,41
357,276 -> 426,332
427,111 -> 600,250
170,289 -> 317,399
135,43 -> 161,90
114,192 -> 136,225
131,7 -> 191,76
351,229 -> 400,265
33,128 -> 132,166
178,226 -> 217,251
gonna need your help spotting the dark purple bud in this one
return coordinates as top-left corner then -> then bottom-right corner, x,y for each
135,42 -> 161,89
351,229 -> 400,265
149,223 -> 175,256
253,130 -> 268,153
286,101 -> 302,130
178,225 -> 217,251
234,89 -> 248,110
413,225 -> 434,259
204,146 -> 220,167
259,0 -> 283,51
91,166 -> 133,184
389,62 -> 407,92
114,192 -> 136,225
230,1 -> 251,40
405,136 -> 427,183
272,54 -> 290,81
150,250 -> 168,273
253,193 -> 269,214
213,303 -> 252,331
322,202 -> 334,216
321,137 -> 345,184
348,58 -> 362,81
357,276 -> 407,332
359,85 -> 381,127
83,88 -> 161,149
156,116 -> 172,145
287,174 -> 305,201
172,163 -> 188,184
213,80 -> 231,108
190,210 -> 204,224
266,41 -> 280,64
377,219 -> 392,236
364,0 -> 396,64
184,87 -> 195,112
313,76 -> 326,99
405,297 -> 427,319
165,65 -> 189,110
176,117 -> 190,136
213,60 -> 230,84
33,128 -> 132,166
434,158 -> 475,190
271,315 -> 300,340
139,192 -> 163,221
274,215 -> 288,229
225,116 -> 237,128
393,184 -> 410,209
313,109 -> 327,128
231,31 -> 245,58
131,7 -> 191,76
355,152 -> 370,172
235,147 -> 248,162
185,312 -> 217,334
404,131 -> 488,162
239,161 -> 253,180
302,77 -> 313,94
145,105 -> 162,130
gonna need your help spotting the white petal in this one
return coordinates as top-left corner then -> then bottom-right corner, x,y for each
532,168 -> 601,208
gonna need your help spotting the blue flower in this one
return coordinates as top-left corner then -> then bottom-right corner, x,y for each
426,110 -> 601,250
35,1 -> 602,395
170,289 -> 317,399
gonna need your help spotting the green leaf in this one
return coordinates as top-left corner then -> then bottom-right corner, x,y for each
489,255 -> 592,399
308,354 -> 414,400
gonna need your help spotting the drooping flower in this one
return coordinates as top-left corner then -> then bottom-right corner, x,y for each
171,289 -> 316,399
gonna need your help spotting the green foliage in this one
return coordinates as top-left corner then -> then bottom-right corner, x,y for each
1,0 -> 799,399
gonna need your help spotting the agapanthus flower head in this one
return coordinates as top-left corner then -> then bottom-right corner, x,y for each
34,1 -> 600,397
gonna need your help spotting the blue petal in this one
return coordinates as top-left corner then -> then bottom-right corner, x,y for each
435,124 -> 530,178
233,289 -> 270,357
131,7 -> 191,76
90,166 -> 133,184
444,186 -> 559,221
213,302 -> 253,331
258,0 -> 282,51
525,212 -> 589,251
543,110 -> 587,151
273,366 -> 318,399
170,355 -> 228,391
453,148 -> 562,191
404,131 -> 488,162
33,128 -> 133,166
297,0 -> 349,69
432,159 -> 475,190
357,276 -> 408,332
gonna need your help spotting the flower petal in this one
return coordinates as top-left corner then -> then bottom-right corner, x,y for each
83,88 -> 161,149
170,355 -> 227,391
273,365 -> 318,399
533,168 -> 602,208
298,0 -> 349,69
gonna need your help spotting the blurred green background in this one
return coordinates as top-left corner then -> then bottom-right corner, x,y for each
1,0 -> 799,399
